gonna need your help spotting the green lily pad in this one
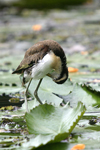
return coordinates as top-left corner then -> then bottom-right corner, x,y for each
69,72 -> 100,84
23,102 -> 86,149
68,53 -> 100,70
26,77 -> 74,108
61,83 -> 100,111
38,77 -> 73,96
72,124 -> 100,150
0,55 -> 23,70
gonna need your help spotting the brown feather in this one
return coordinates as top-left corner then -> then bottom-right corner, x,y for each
12,44 -> 49,74
12,40 -> 67,75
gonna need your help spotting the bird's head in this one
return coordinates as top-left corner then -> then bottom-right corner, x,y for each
53,67 -> 68,84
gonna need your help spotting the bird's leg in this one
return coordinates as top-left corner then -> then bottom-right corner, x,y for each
34,78 -> 43,104
25,78 -> 32,112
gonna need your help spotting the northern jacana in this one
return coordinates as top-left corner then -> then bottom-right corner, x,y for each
12,40 -> 68,112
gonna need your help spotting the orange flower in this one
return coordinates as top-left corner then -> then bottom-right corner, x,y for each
81,51 -> 88,55
71,144 -> 85,150
68,67 -> 78,73
32,24 -> 42,31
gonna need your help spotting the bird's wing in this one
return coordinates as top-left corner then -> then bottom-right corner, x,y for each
12,44 -> 49,74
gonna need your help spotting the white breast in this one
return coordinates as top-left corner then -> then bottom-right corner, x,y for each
31,52 -> 54,79
24,51 -> 62,82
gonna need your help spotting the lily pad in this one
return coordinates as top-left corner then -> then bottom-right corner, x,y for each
26,77 -> 74,108
61,83 -> 100,111
23,102 -> 86,149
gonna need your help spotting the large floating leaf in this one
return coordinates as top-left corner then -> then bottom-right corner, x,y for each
0,72 -> 19,84
0,55 -> 23,94
72,123 -> 100,150
28,77 -> 73,96
68,53 -> 100,70
0,72 -> 22,94
23,102 -> 86,149
68,52 -> 100,84
0,86 -> 23,94
0,55 -> 23,70
61,83 -> 100,111
26,77 -> 74,108
69,72 -> 100,84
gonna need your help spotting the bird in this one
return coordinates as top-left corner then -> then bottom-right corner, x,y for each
12,40 -> 68,112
